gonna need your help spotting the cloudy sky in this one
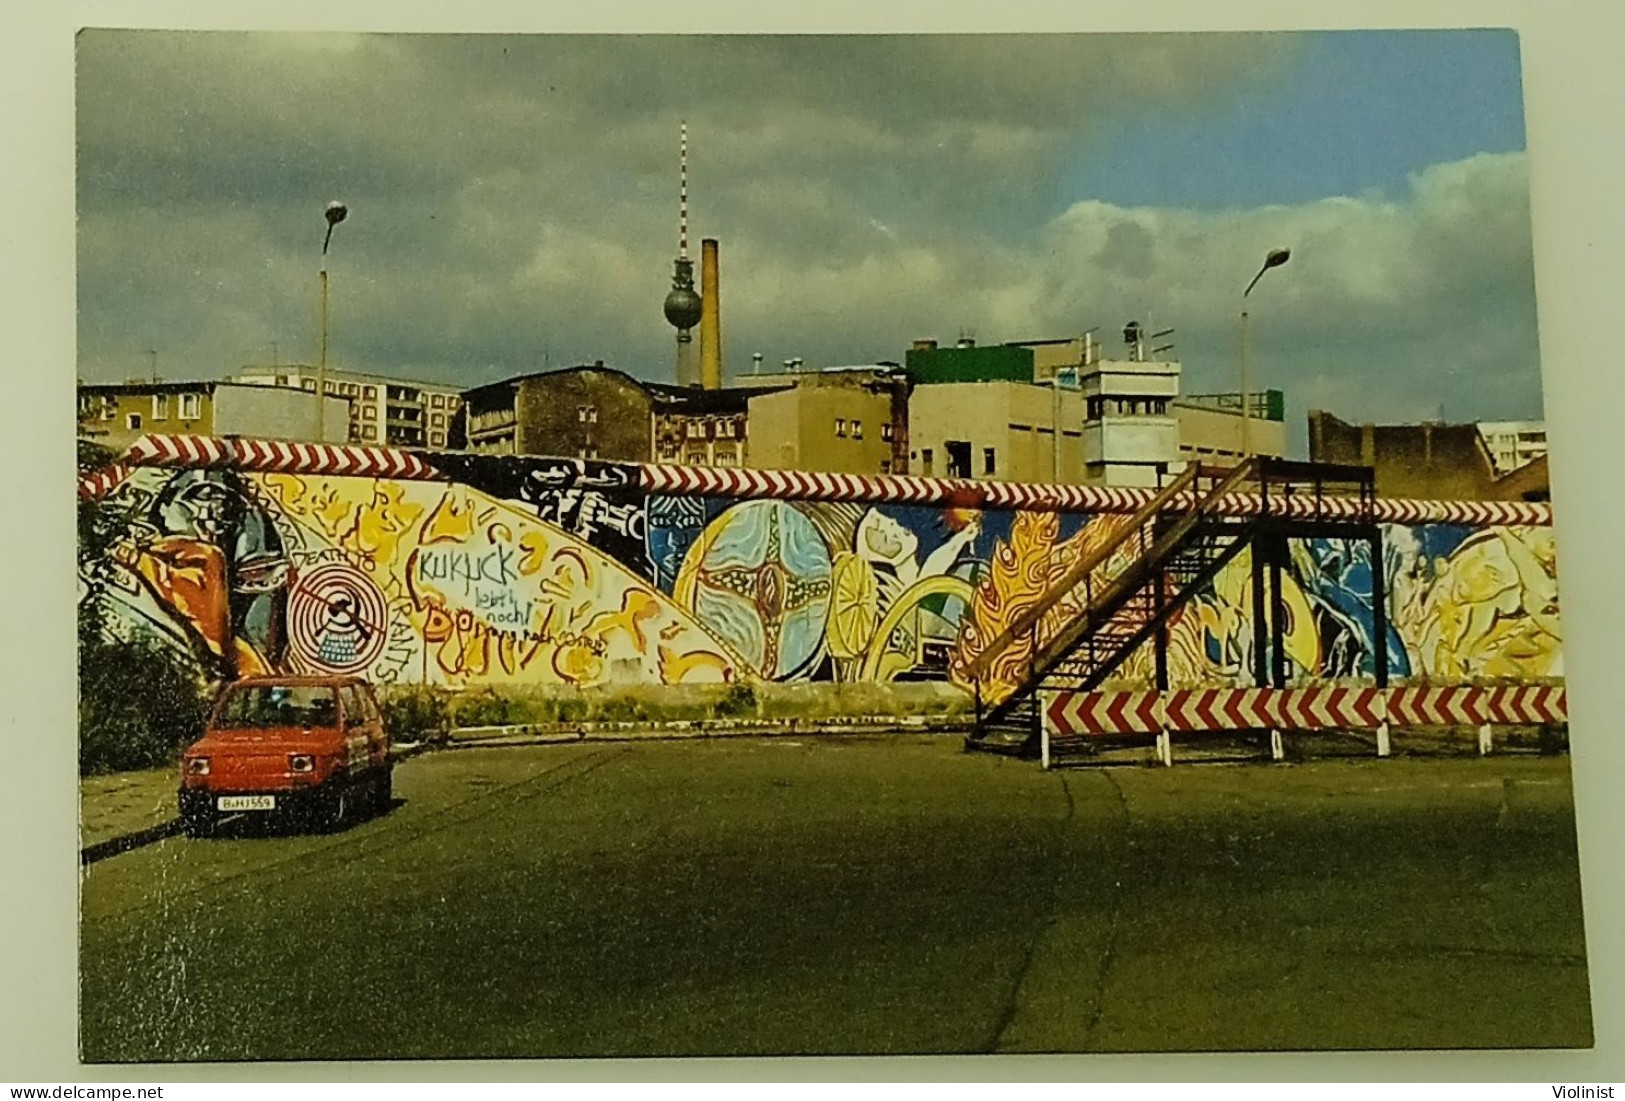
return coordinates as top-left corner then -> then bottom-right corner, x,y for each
76,30 -> 1539,455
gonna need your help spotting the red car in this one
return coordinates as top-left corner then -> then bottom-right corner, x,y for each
178,675 -> 393,837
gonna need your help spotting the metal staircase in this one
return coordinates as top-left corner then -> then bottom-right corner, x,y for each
964,458 -> 1382,758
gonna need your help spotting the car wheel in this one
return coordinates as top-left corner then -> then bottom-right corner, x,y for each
320,785 -> 352,833
181,807 -> 216,839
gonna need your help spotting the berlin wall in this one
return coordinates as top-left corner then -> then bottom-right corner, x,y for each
77,435 -> 1561,699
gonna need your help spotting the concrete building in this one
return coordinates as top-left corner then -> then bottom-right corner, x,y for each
231,365 -> 463,448
1308,410 -> 1547,500
909,380 -> 1086,481
905,338 -> 1092,482
1477,420 -> 1548,475
904,331 -> 1289,485
457,363 -> 785,467
734,366 -> 911,475
1173,391 -> 1288,468
1076,351 -> 1180,487
649,383 -> 758,467
77,380 -> 348,450
1492,452 -> 1551,502
460,365 -> 658,460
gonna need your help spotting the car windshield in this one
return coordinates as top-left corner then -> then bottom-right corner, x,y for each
215,685 -> 338,729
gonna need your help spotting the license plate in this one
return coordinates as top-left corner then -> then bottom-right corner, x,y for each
218,795 -> 276,812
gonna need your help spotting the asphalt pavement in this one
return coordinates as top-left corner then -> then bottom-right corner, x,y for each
77,736 -> 1592,1061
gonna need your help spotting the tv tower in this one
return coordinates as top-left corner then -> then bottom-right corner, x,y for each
662,120 -> 704,387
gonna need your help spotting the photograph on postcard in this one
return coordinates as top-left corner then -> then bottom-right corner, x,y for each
74,30 -> 1586,1060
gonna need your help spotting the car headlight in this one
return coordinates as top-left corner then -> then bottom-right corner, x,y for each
186,757 -> 210,776
288,753 -> 315,774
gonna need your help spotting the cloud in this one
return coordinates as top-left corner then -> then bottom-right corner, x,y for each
75,32 -> 1541,457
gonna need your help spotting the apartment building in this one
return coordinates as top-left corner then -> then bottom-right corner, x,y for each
76,380 -> 348,450
232,365 -> 463,448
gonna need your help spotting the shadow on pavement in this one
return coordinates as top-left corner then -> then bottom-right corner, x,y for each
80,797 -> 408,863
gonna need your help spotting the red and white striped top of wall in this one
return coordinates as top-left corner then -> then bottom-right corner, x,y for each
77,434 -> 435,498
77,433 -> 1555,528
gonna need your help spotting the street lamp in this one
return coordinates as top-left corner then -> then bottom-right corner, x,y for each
1239,247 -> 1290,458
317,200 -> 348,441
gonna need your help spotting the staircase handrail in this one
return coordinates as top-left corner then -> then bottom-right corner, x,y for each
964,462 -> 1206,685
1020,457 -> 1259,677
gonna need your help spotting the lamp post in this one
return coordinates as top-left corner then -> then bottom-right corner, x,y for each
317,200 -> 348,441
1239,247 -> 1290,458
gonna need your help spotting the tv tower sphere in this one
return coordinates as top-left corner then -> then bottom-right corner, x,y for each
664,280 -> 702,330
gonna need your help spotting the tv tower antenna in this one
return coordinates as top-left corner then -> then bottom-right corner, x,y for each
663,118 -> 704,386
679,120 -> 690,261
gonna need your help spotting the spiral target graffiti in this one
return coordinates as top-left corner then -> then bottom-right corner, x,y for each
288,562 -> 390,674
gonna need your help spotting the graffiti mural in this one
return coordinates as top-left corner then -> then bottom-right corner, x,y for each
80,449 -> 1564,694
1097,524 -> 1561,689
431,454 -> 651,577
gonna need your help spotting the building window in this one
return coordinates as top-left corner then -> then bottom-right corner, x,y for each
921,448 -> 934,476
180,393 -> 201,420
984,447 -> 997,476
946,441 -> 972,479
431,413 -> 445,428
364,385 -> 377,400
717,420 -> 734,439
151,394 -> 169,421
835,418 -> 847,438
881,423 -> 893,442
126,413 -> 142,431
432,394 -> 445,408
274,374 -> 288,386
430,431 -> 446,446
302,380 -> 316,392
853,420 -> 864,440
447,396 -> 459,409
362,405 -> 376,420
686,451 -> 706,465
363,425 -> 376,440
880,459 -> 892,474
715,449 -> 736,467
579,446 -> 599,460
686,421 -> 704,439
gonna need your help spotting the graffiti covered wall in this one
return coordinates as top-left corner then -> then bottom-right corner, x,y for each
78,443 -> 1562,695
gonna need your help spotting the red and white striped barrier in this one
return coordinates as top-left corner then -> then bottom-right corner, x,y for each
121,434 -> 437,481
1482,684 -> 1568,724
124,433 -> 234,468
1045,683 -> 1566,739
1046,689 -> 1161,735
636,462 -> 1553,526
87,435 -> 1553,528
77,463 -> 132,501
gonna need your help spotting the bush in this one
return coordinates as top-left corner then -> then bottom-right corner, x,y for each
551,696 -> 591,724
379,685 -> 453,743
450,689 -> 515,728
591,696 -> 645,724
714,680 -> 759,719
78,635 -> 211,776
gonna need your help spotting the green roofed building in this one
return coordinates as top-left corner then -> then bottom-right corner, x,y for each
904,340 -> 1035,384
